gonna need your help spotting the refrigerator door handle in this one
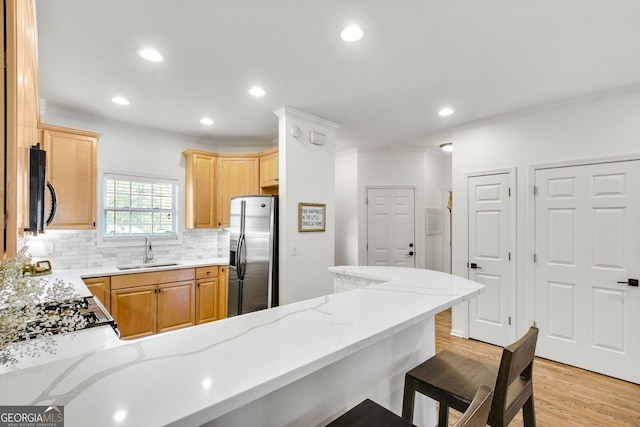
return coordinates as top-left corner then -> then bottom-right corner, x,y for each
237,234 -> 246,280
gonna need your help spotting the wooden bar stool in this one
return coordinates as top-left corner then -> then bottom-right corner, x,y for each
327,385 -> 493,427
402,327 -> 538,427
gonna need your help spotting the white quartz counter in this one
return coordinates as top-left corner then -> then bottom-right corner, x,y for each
0,258 -> 229,373
0,266 -> 483,426
49,257 -> 229,297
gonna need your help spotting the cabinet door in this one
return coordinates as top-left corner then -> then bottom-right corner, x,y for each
42,126 -> 99,229
111,285 -> 157,340
157,280 -> 196,333
216,157 -> 259,227
5,0 -> 40,256
83,276 -> 111,311
260,151 -> 279,188
184,151 -> 216,228
196,277 -> 218,324
218,266 -> 229,319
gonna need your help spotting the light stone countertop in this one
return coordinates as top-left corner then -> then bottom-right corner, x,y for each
0,258 -> 229,374
47,257 -> 230,297
0,266 -> 483,426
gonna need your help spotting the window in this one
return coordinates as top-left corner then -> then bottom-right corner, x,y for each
103,173 -> 179,240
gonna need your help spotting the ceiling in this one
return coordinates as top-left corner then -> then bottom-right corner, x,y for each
36,0 -> 640,151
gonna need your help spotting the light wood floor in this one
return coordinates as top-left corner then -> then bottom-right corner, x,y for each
435,309 -> 640,427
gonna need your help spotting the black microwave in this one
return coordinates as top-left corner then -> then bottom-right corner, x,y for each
26,144 -> 56,235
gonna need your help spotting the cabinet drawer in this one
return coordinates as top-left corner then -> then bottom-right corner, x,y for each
196,266 -> 219,279
112,268 -> 195,290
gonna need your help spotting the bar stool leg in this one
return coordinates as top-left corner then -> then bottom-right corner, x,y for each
523,396 -> 536,427
401,377 -> 415,422
438,403 -> 449,427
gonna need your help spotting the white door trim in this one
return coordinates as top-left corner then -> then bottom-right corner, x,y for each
526,153 -> 640,334
363,185 -> 420,268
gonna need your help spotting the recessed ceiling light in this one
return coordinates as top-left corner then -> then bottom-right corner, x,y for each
112,96 -> 130,105
200,117 -> 214,126
440,142 -> 453,152
249,86 -> 266,97
341,25 -> 363,42
438,107 -> 455,117
138,48 -> 163,62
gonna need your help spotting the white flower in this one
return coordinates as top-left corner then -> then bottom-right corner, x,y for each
1,247 -> 86,366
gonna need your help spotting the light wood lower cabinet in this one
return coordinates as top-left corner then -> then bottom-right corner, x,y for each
157,280 -> 196,333
195,265 -> 229,324
82,276 -> 111,311
111,285 -> 158,340
108,266 -> 227,339
218,266 -> 228,319
111,268 -> 196,340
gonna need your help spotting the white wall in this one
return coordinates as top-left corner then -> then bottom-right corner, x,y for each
450,89 -> 640,336
334,147 -> 451,271
334,149 -> 359,266
276,107 -> 340,304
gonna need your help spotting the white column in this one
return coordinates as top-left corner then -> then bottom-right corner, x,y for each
273,107 -> 340,304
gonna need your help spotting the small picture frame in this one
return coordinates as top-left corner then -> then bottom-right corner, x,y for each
298,203 -> 326,232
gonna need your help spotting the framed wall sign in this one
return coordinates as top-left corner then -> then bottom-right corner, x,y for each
298,203 -> 326,232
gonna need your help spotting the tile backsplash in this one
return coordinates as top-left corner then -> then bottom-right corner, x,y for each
24,229 -> 229,270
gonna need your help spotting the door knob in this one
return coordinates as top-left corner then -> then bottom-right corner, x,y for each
406,251 -> 414,256
617,279 -> 639,287
468,263 -> 482,269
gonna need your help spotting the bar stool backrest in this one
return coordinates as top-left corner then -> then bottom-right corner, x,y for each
490,327 -> 539,426
452,384 -> 494,427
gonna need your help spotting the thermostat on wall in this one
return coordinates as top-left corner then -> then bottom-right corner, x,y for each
309,130 -> 326,145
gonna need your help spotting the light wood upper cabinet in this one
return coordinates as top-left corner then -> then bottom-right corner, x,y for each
216,155 -> 259,228
82,276 -> 111,311
4,0 -> 40,256
259,147 -> 279,189
184,149 -> 216,228
41,124 -> 100,229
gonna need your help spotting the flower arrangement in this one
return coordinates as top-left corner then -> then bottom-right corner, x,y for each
0,247 -> 87,366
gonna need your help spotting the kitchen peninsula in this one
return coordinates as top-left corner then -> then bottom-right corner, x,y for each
0,266 -> 483,427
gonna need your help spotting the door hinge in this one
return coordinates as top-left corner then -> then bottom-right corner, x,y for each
533,253 -> 537,263
508,252 -> 511,261
366,243 -> 368,251
508,187 -> 511,197
533,185 -> 538,196
533,320 -> 537,328
365,197 -> 368,205
508,316 -> 512,325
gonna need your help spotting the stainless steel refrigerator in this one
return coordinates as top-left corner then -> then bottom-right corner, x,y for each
228,195 -> 279,317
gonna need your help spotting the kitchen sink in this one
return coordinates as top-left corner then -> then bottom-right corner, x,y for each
116,262 -> 181,270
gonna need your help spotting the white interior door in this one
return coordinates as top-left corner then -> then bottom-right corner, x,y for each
534,160 -> 640,384
468,173 -> 515,346
366,188 -> 415,267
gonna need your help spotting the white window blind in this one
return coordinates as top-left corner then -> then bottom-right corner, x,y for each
103,173 -> 178,238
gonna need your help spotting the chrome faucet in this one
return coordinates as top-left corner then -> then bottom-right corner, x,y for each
144,236 -> 154,263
